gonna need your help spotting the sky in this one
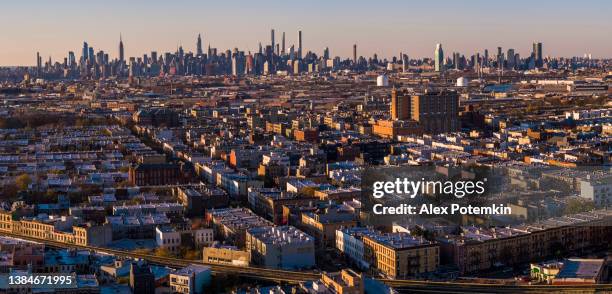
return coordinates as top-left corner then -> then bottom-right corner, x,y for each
1,0 -> 612,66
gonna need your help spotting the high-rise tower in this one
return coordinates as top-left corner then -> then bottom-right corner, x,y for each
532,42 -> 543,68
271,29 -> 275,54
119,35 -> 124,62
281,32 -> 286,55
197,34 -> 203,56
82,42 -> 89,62
434,43 -> 444,72
298,30 -> 302,59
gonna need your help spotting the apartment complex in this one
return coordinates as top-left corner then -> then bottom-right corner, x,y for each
0,211 -> 112,247
411,90 -> 460,134
363,232 -> 439,279
439,210 -> 612,274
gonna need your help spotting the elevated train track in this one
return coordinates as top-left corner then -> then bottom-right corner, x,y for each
2,232 -> 611,293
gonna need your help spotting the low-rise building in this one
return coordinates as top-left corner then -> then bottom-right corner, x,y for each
363,232 -> 439,279
245,226 -> 315,270
202,244 -> 250,267
169,264 -> 211,294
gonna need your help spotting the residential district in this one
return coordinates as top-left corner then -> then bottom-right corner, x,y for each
0,34 -> 611,293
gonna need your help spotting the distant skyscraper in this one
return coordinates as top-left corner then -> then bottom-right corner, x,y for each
497,47 -> 504,69
197,34 -> 203,56
323,47 -> 330,60
119,35 -> 124,62
88,47 -> 94,63
271,29 -> 275,54
151,51 -> 157,63
533,42 -> 543,68
298,30 -> 302,59
402,54 -> 409,72
82,42 -> 89,62
353,44 -> 357,63
434,43 -> 444,72
36,52 -> 41,76
289,45 -> 295,60
506,48 -> 515,69
68,51 -> 75,68
281,32 -> 286,55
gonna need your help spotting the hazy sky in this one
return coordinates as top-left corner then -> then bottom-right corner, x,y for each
2,0 -> 611,66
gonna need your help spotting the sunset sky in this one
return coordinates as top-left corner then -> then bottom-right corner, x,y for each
2,0 -> 611,66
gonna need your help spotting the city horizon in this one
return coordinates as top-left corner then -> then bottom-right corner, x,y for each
7,34 -> 611,69
2,0 -> 612,66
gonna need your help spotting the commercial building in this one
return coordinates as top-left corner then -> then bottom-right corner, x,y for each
531,259 -> 606,285
245,226 -> 315,270
202,244 -> 250,267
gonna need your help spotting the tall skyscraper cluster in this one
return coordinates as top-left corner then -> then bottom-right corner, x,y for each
31,30 -> 555,79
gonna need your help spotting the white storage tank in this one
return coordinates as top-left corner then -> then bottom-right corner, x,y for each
456,77 -> 469,87
377,74 -> 389,87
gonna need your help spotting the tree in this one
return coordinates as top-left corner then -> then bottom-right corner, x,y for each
182,249 -> 200,260
154,247 -> 173,258
15,174 -> 32,191
564,198 -> 595,215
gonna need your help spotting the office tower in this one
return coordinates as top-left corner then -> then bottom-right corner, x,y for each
88,47 -> 94,63
496,47 -> 504,70
36,52 -> 41,76
323,47 -> 330,60
271,29 -> 275,53
151,51 -> 157,63
289,45 -> 295,60
533,42 -> 543,68
391,88 -> 410,120
410,90 -> 459,134
281,32 -> 286,55
506,48 -> 515,69
483,49 -> 489,67
82,42 -> 89,62
402,54 -> 409,72
119,35 -> 124,62
68,51 -> 75,68
353,44 -> 357,63
298,30 -> 302,59
197,34 -> 203,56
434,43 -> 444,72
232,52 -> 245,76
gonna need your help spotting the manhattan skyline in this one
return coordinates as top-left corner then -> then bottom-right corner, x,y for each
2,0 -> 612,66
